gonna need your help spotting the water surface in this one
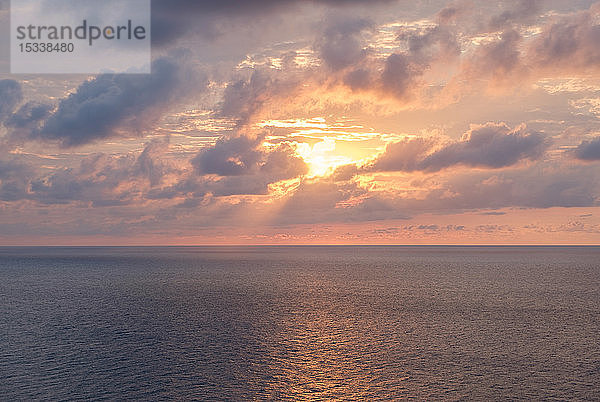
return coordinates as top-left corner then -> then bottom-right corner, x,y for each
1,246 -> 599,399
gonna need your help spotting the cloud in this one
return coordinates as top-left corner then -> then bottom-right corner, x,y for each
331,2 -> 600,105
312,6 -> 463,105
275,158 -> 597,225
574,137 -> 600,161
276,179 -> 367,224
137,157 -> 600,227
322,160 -> 600,223
192,135 -> 263,176
4,102 -> 52,134
366,136 -> 436,172
218,67 -> 306,127
191,134 -> 307,179
21,57 -> 204,147
39,58 -> 177,146
438,165 -> 599,210
143,134 -> 310,200
152,0 -> 600,130
151,0 -> 395,45
0,80 -> 22,122
440,3 -> 600,98
403,22 -> 461,65
366,122 -> 549,173
5,0 -> 600,241
375,22 -> 460,101
260,142 -> 310,180
528,3 -> 600,74
462,29 -> 525,87
195,1 -> 463,115
315,15 -> 373,71
0,158 -> 33,202
195,0 -> 597,126
380,53 -> 419,100
488,0 -> 544,30
132,139 -> 173,186
422,123 -> 548,170
5,102 -> 52,127
220,70 -> 283,126
21,141 -> 174,206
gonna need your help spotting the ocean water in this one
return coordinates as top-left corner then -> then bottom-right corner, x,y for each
0,246 -> 599,400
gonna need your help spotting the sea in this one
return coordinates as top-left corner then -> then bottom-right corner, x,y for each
1,246 -> 599,400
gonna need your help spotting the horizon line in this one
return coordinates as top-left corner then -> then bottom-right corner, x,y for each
1,244 -> 599,248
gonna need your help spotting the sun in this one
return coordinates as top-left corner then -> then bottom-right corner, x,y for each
295,137 -> 355,177
259,117 -> 387,177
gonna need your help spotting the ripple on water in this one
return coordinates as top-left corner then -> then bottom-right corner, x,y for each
0,246 -> 599,400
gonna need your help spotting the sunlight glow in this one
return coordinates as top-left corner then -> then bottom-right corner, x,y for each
296,137 -> 354,177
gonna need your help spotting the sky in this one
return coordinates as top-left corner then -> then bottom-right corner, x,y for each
1,0 -> 600,245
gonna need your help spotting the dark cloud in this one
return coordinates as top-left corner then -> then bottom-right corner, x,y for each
149,139 -> 309,200
219,68 -> 304,126
142,135 -> 309,201
132,139 -> 173,186
151,0 -> 395,45
404,24 -> 461,65
367,136 -> 436,172
17,141 -> 173,206
367,123 -> 549,173
343,68 -> 372,90
488,0 -> 544,30
191,134 -> 307,178
464,29 -> 524,85
39,58 -> 177,147
309,1 -> 600,103
380,54 -> 418,100
260,142 -> 309,180
0,80 -> 22,122
26,57 -> 203,147
528,4 -> 600,73
445,3 -> 600,94
0,159 -> 33,202
437,4 -> 462,24
274,157 -> 600,225
192,136 -> 263,176
277,179 -> 370,224
315,16 -> 372,71
331,161 -> 599,222
574,137 -> 600,161
219,71 -> 278,126
375,22 -> 460,100
432,165 -> 599,210
5,102 -> 52,129
421,123 -> 548,171
331,163 -> 359,181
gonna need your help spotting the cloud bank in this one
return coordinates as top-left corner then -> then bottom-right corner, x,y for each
366,123 -> 549,173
